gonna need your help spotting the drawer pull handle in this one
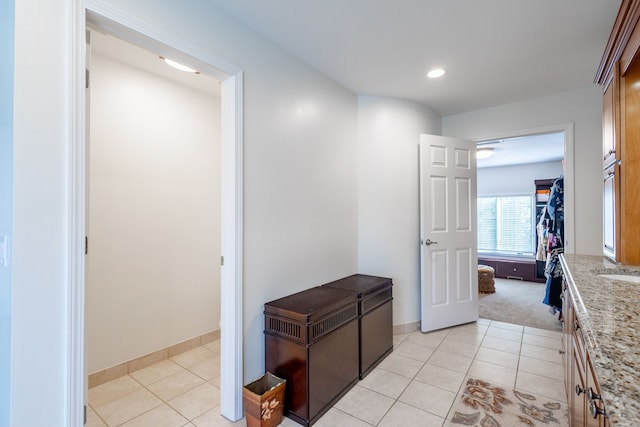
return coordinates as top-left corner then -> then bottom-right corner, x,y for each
587,388 -> 601,402
590,400 -> 606,419
587,387 -> 606,419
575,385 -> 585,396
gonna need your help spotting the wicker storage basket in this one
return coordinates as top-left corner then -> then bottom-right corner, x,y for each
478,265 -> 496,294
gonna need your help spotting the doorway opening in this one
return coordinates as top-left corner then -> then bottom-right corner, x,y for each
86,26 -> 223,419
70,6 -> 245,424
475,124 -> 573,332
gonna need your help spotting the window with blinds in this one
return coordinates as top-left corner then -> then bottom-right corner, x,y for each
477,195 -> 535,256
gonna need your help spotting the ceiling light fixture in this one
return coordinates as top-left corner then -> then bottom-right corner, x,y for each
160,56 -> 199,74
427,68 -> 446,79
476,147 -> 495,159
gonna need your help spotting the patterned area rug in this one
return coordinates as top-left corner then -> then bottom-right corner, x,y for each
448,378 -> 568,426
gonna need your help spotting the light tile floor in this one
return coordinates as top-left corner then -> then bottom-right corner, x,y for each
87,318 -> 567,426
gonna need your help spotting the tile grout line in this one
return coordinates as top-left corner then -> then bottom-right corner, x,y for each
444,321 -> 491,423
90,346 -> 222,426
91,323 -> 564,427
329,320 -> 567,427
365,325 -> 470,425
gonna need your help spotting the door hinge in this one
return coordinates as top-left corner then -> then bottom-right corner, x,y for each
85,236 -> 88,255
83,405 -> 87,425
221,256 -> 224,266
85,69 -> 89,89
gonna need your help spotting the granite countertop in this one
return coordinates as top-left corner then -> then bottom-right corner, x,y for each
559,253 -> 640,427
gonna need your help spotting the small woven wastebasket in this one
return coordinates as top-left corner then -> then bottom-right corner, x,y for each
243,372 -> 286,427
478,265 -> 496,294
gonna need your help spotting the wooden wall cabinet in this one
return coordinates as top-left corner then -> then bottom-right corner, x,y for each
596,0 -> 640,264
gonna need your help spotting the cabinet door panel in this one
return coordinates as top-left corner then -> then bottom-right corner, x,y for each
585,353 -> 608,427
562,278 -> 610,427
603,164 -> 619,260
602,65 -> 619,168
621,56 -> 640,264
561,281 -> 572,400
571,342 -> 587,427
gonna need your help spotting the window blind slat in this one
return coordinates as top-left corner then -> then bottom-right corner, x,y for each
478,195 -> 534,255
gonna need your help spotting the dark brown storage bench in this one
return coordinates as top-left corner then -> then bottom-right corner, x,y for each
323,274 -> 393,379
264,286 -> 359,427
478,256 -> 544,282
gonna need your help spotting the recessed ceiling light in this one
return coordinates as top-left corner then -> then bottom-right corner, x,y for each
160,56 -> 199,74
476,148 -> 495,159
427,68 -> 446,79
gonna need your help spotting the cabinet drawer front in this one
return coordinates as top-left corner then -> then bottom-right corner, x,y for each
496,262 -> 535,278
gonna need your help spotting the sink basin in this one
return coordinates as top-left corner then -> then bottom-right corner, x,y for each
598,274 -> 640,283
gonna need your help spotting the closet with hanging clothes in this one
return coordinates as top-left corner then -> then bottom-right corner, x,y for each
541,176 -> 564,320
534,179 -> 554,280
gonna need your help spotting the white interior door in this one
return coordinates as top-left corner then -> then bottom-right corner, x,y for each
419,134 -> 478,332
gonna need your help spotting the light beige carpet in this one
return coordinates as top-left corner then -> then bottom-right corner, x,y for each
448,378 -> 568,426
479,278 -> 562,332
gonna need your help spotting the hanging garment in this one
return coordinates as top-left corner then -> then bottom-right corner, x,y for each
542,246 -> 563,310
536,206 -> 548,262
546,177 -> 564,243
542,177 -> 564,313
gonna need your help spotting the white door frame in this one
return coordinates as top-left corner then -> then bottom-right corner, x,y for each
474,123 -> 575,253
70,1 -> 244,424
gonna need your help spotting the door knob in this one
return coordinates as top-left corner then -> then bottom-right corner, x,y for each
424,239 -> 438,246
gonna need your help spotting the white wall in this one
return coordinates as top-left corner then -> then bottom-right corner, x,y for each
11,1 -> 358,424
443,87 -> 603,256
12,0 -> 71,424
357,96 -> 441,326
478,161 -> 564,195
0,0 -> 14,424
87,53 -> 221,373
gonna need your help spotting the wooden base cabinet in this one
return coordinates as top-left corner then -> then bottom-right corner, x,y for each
264,286 -> 360,426
322,274 -> 393,379
562,277 -> 610,427
264,276 -> 394,426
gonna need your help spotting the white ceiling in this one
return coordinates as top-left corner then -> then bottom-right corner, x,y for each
90,1 -> 619,167
477,132 -> 564,169
207,0 -> 620,116
89,30 -> 221,96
